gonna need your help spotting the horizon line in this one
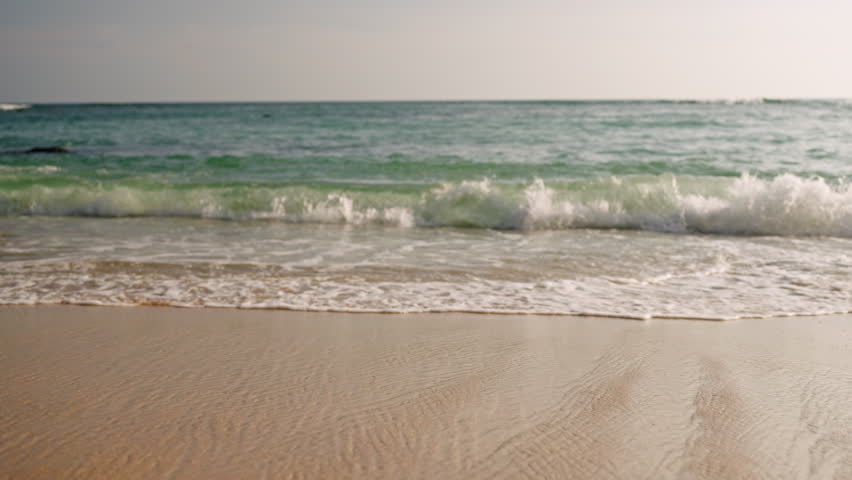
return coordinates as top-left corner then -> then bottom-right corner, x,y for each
4,96 -> 850,105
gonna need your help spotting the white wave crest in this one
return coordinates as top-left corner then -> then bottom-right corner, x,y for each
415,174 -> 852,236
682,174 -> 852,236
0,103 -> 31,111
3,174 -> 852,236
252,194 -> 415,227
673,98 -> 767,105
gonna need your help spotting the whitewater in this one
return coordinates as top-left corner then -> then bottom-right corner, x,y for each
1,100 -> 851,319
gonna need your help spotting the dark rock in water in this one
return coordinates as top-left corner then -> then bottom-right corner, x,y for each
26,146 -> 70,154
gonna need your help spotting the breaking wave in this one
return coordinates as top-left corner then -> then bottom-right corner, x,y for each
2,174 -> 852,237
0,104 -> 31,112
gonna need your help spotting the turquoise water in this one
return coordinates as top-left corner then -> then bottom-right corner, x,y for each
1,100 -> 851,318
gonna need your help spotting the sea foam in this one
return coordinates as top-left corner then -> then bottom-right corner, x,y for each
0,103 -> 30,112
2,174 -> 852,237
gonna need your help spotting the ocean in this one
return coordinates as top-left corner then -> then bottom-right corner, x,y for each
1,100 -> 851,319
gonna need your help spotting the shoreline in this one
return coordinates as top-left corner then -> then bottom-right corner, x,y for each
6,301 -> 846,321
2,305 -> 852,478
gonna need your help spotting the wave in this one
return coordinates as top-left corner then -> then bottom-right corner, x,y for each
2,174 -> 852,236
419,175 -> 852,235
669,98 -> 768,105
499,98 -> 836,107
0,103 -> 31,112
499,98 -> 797,105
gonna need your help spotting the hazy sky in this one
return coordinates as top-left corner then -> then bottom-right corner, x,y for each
2,0 -> 851,102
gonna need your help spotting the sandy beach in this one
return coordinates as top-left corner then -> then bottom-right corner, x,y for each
1,306 -> 851,479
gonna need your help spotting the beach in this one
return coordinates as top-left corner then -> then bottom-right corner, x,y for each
4,0 -> 852,476
3,101 -> 852,478
2,305 -> 851,479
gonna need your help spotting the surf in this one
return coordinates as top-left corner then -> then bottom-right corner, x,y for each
2,173 -> 851,237
0,104 -> 31,112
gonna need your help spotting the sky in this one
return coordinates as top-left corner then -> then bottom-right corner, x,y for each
1,0 -> 851,102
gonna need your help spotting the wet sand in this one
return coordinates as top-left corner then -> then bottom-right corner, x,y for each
2,306 -> 852,479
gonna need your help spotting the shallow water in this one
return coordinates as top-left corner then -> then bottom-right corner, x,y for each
2,100 -> 851,318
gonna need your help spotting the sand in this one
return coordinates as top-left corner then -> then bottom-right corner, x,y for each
1,306 -> 852,479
